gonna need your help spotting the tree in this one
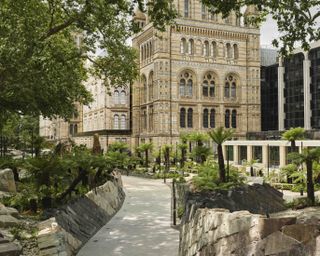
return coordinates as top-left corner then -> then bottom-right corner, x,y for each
244,159 -> 259,177
289,148 -> 320,205
201,0 -> 320,55
208,127 -> 234,182
282,127 -> 305,152
187,132 -> 210,164
138,143 -> 153,169
0,0 -> 176,120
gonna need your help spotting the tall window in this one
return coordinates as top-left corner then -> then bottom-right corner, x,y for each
184,0 -> 189,18
225,110 -> 230,128
180,108 -> 186,128
234,44 -> 239,59
203,41 -> 209,56
202,72 -> 215,97
121,114 -> 126,129
232,110 -> 237,128
120,90 -> 126,104
148,72 -> 153,101
114,90 -> 120,104
180,71 -> 193,97
225,75 -> 237,98
210,109 -> 215,128
187,108 -> 193,128
181,38 -> 187,54
142,76 -> 147,103
114,114 -> 119,129
226,43 -> 232,58
203,109 -> 209,128
143,110 -> 147,130
212,42 -> 218,58
188,39 -> 194,55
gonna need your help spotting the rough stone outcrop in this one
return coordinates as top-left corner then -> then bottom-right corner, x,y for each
182,183 -> 286,222
179,208 -> 320,256
0,169 -> 16,193
37,174 -> 125,256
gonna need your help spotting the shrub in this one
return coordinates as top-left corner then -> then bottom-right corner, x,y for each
192,162 -> 244,191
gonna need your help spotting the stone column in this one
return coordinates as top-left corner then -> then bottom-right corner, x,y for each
223,145 -> 227,160
247,145 -> 253,162
278,58 -> 285,131
262,144 -> 268,168
233,145 -> 239,165
279,146 -> 286,167
303,52 -> 311,130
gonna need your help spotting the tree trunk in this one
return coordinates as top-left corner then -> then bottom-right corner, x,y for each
306,159 -> 315,205
145,150 -> 149,169
291,140 -> 296,153
58,167 -> 87,201
217,144 -> 226,182
250,166 -> 254,177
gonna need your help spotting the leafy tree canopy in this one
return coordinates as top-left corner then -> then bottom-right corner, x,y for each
0,0 -> 176,120
201,0 -> 320,55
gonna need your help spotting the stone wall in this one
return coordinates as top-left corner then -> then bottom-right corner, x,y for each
179,208 -> 320,256
37,174 -> 125,256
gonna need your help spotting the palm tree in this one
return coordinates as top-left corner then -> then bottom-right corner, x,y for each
282,127 -> 305,152
289,147 -> 320,205
138,143 -> 153,169
208,127 -> 234,182
187,132 -> 209,163
244,159 -> 259,177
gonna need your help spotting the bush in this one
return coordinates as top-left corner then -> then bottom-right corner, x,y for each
192,162 -> 244,191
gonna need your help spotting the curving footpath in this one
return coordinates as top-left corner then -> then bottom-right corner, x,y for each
77,176 -> 179,256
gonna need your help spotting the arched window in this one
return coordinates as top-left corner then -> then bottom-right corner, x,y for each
188,39 -> 194,55
232,110 -> 237,128
114,90 -> 120,104
121,114 -> 126,129
180,108 -> 186,128
203,41 -> 209,56
225,110 -> 230,128
148,72 -> 153,101
226,43 -> 232,58
225,75 -> 237,98
146,44 -> 149,59
234,44 -> 239,59
144,45 -> 147,60
203,109 -> 209,128
114,114 -> 119,129
224,82 -> 230,98
181,38 -> 187,54
202,80 -> 208,97
202,72 -> 215,97
179,71 -> 193,97
187,108 -> 193,128
212,42 -> 218,58
141,76 -> 147,103
120,90 -> 126,105
180,79 -> 186,96
74,124 -> 78,134
141,46 -> 144,61
231,82 -> 236,98
69,124 -> 74,136
210,109 -> 215,128
184,0 -> 189,18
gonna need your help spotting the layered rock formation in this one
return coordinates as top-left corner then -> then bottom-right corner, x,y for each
179,208 -> 320,256
37,174 -> 125,256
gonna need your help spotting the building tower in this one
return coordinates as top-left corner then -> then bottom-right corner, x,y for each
132,1 -> 261,148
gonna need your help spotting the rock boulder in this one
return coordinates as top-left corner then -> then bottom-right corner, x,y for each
0,169 -> 16,193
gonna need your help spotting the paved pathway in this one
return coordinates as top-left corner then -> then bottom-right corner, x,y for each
77,176 -> 179,256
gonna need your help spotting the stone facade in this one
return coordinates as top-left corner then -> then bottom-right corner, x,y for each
132,1 -> 261,148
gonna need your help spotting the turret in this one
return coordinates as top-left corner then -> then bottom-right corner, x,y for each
133,8 -> 147,29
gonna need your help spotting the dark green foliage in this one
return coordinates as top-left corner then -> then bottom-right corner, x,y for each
192,162 -> 244,191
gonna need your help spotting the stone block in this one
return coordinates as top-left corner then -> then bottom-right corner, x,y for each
0,169 -> 16,193
282,224 -> 320,244
0,206 -> 19,218
0,215 -> 20,228
0,242 -> 21,256
259,217 -> 297,239
264,231 -> 302,256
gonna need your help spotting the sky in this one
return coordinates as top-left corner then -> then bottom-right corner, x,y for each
260,16 -> 279,48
